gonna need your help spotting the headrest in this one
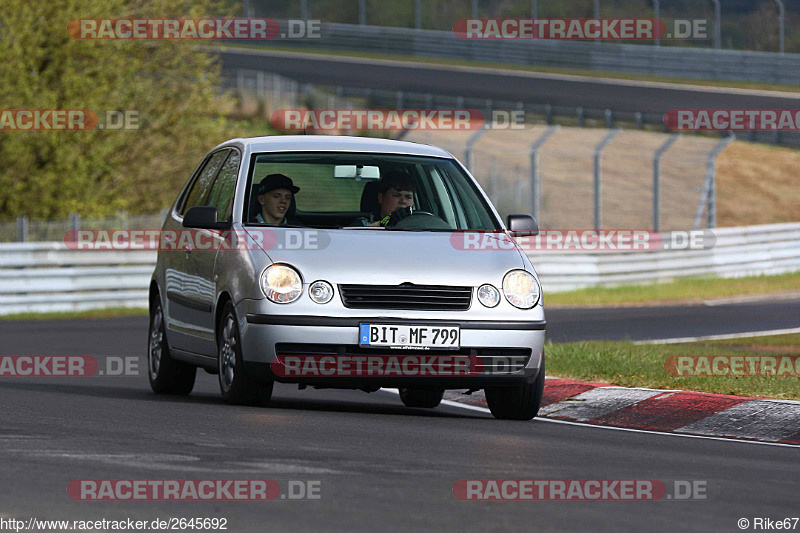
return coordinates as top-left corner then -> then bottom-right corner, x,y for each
360,181 -> 382,215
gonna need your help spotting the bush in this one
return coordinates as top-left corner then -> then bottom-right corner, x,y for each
0,0 -> 235,218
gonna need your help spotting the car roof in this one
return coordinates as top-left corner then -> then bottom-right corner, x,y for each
215,135 -> 454,159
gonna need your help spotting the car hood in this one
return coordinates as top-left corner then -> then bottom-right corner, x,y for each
246,228 -> 527,286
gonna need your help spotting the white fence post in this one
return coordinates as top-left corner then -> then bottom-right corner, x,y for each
16,216 -> 28,243
694,135 -> 735,229
529,126 -> 559,221
593,129 -> 621,231
653,134 -> 680,231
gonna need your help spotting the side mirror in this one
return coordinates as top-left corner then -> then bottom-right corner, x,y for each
506,214 -> 539,236
183,206 -> 231,230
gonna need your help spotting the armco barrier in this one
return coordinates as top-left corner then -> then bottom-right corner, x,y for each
0,223 -> 799,315
0,243 -> 155,315
532,223 -> 800,292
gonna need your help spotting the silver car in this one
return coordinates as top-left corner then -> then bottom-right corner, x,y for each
148,135 -> 546,420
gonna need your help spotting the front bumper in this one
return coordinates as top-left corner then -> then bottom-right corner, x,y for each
237,302 -> 545,389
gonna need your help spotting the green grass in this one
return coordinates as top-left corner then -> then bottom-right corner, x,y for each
221,43 -> 800,94
544,272 -> 800,307
0,307 -> 148,321
547,333 -> 800,400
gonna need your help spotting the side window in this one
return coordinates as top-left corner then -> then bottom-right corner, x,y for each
425,166 -> 459,228
442,167 -> 495,229
206,151 -> 240,222
180,150 -> 229,216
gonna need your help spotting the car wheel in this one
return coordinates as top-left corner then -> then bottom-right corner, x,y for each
217,302 -> 273,406
485,352 -> 545,421
148,298 -> 196,395
399,388 -> 445,408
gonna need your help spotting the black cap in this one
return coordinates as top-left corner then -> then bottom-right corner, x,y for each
258,174 -> 299,195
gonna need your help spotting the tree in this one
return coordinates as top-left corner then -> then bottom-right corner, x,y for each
0,0 -> 235,218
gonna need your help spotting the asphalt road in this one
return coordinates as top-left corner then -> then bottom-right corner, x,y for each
545,296 -> 800,342
216,48 -> 800,116
0,302 -> 798,532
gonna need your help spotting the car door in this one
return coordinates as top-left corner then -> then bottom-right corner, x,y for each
165,149 -> 230,355
180,149 -> 241,356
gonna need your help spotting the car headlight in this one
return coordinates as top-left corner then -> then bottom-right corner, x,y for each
308,280 -> 334,304
502,270 -> 540,309
477,284 -> 500,308
261,265 -> 302,304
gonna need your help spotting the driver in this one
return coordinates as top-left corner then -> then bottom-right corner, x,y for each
370,171 -> 416,227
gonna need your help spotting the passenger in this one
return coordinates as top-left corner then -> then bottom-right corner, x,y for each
254,174 -> 299,225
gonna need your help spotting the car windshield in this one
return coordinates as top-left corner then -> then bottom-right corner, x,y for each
244,152 -> 501,231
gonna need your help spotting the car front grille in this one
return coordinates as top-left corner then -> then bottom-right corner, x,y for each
338,284 -> 472,311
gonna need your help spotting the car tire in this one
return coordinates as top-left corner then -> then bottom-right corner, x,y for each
485,352 -> 545,421
148,298 -> 196,395
217,302 -> 273,406
399,388 -> 445,409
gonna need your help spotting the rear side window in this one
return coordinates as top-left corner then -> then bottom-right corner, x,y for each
180,150 -> 229,216
206,151 -> 241,222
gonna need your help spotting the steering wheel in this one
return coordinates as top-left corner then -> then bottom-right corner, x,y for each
392,211 -> 452,230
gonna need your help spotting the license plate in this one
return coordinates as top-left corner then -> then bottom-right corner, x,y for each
359,324 -> 460,350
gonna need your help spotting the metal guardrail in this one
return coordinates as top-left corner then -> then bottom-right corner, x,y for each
1,223 -> 799,315
261,22 -> 800,84
533,222 -> 800,292
0,244 -> 155,315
